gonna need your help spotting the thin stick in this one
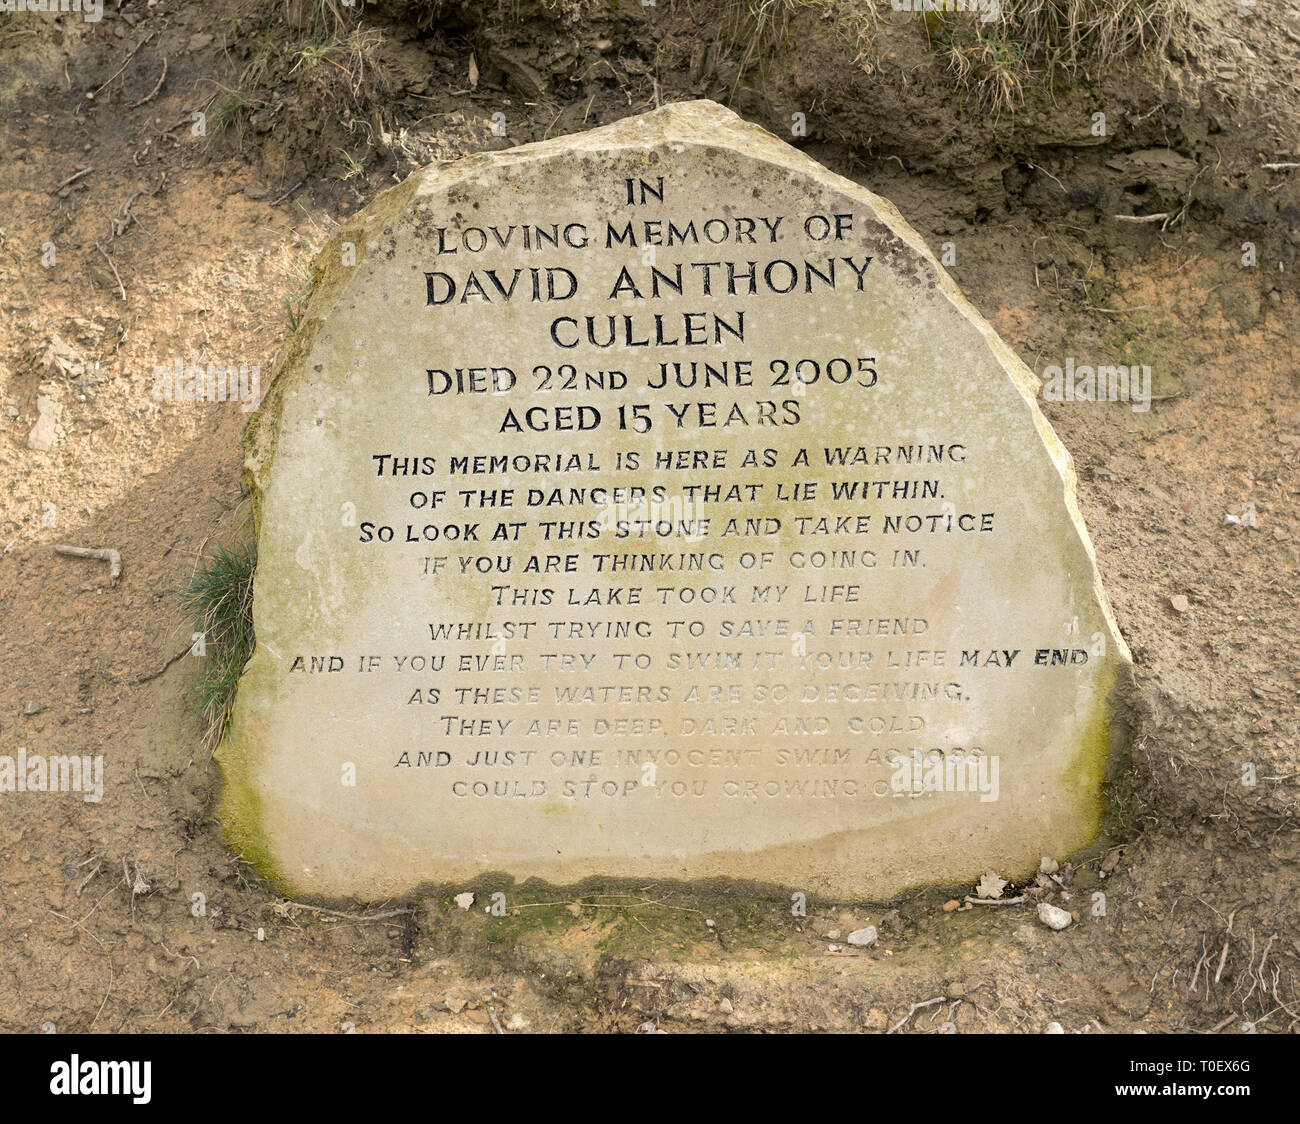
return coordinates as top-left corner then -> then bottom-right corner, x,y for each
1214,907 -> 1237,985
91,958 -> 114,1029
109,190 -> 143,239
888,996 -> 946,1034
130,57 -> 167,108
54,166 -> 94,192
129,646 -> 191,685
272,900 -> 413,923
964,894 -> 1027,906
269,180 -> 304,206
1113,213 -> 1171,224
76,860 -> 103,897
54,543 -> 123,583
91,32 -> 155,97
72,884 -> 118,930
158,939 -> 200,970
93,242 -> 126,301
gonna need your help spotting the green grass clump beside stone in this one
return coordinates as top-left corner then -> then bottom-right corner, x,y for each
178,542 -> 257,752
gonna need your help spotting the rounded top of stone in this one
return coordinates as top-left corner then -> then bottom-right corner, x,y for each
406,99 -> 809,198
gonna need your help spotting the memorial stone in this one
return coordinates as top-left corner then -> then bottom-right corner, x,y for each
218,101 -> 1131,900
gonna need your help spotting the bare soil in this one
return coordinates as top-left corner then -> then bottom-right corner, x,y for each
0,0 -> 1296,1034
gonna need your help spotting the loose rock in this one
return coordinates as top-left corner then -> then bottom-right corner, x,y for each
1037,903 -> 1073,930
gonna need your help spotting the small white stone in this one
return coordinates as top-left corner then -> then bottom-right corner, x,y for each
847,926 -> 878,947
27,394 -> 62,452
453,891 -> 474,911
1037,902 -> 1072,930
1039,856 -> 1059,875
1044,1021 -> 1065,1034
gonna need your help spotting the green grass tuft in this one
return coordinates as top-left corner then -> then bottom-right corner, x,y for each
178,542 -> 257,752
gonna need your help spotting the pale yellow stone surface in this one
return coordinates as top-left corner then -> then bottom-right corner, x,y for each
219,101 -> 1131,901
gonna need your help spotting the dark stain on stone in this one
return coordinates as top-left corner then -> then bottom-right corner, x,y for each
858,225 -> 929,287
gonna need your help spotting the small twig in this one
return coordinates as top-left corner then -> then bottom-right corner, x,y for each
1189,944 -> 1210,999
91,958 -> 114,1030
888,996 -> 947,1034
76,860 -> 103,898
92,242 -> 126,301
269,180 -> 304,207
964,894 -> 1027,906
158,939 -> 200,971
72,884 -> 119,930
270,900 -> 414,923
1214,908 -> 1238,985
1026,162 -> 1065,193
1262,162 -> 1300,170
109,191 -> 143,239
53,166 -> 94,192
91,32 -> 155,97
130,57 -> 167,108
1113,213 -> 1171,224
54,543 -> 123,583
130,646 -> 191,685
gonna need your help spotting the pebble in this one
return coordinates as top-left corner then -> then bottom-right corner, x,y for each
847,926 -> 878,947
453,892 -> 474,910
1169,594 -> 1190,613
23,700 -> 43,716
1045,1021 -> 1065,1034
1039,856 -> 1059,875
1037,903 -> 1073,930
27,394 -> 62,452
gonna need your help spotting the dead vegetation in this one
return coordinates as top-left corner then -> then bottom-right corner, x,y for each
926,0 -> 1190,117
210,1 -> 394,174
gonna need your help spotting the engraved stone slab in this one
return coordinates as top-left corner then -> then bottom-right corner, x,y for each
218,101 -> 1131,900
